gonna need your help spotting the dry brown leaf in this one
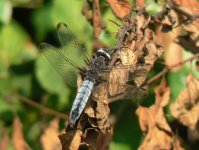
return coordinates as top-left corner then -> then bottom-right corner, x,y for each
136,80 -> 184,150
170,74 -> 199,129
171,1 -> 199,57
183,24 -> 199,47
187,128 -> 199,144
95,101 -> 111,132
12,117 -> 31,150
75,83 -> 112,149
86,83 -> 111,133
108,48 -> 137,96
83,128 -> 112,150
173,140 -> 185,150
0,132 -> 9,150
40,119 -> 61,150
172,0 -> 199,26
155,0 -> 199,70
95,130 -> 113,150
135,0 -> 144,7
136,14 -> 151,34
120,48 -> 137,66
120,13 -> 163,85
59,130 -> 83,150
108,67 -> 129,96
176,24 -> 199,54
106,0 -> 131,19
156,9 -> 183,71
82,128 -> 100,149
108,11 -> 164,100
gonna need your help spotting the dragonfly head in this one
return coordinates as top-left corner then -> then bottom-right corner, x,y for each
96,48 -> 111,62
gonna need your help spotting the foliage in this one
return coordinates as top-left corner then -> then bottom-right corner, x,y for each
0,0 -> 199,150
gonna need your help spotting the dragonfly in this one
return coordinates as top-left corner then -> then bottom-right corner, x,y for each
40,22 -> 146,127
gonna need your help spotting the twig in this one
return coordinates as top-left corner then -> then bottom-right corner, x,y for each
145,53 -> 199,85
108,19 -> 121,27
16,94 -> 67,120
169,1 -> 199,21
151,1 -> 199,24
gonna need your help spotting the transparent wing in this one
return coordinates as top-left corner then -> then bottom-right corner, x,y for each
92,61 -> 150,101
92,82 -> 147,103
39,43 -> 81,87
56,22 -> 91,67
107,83 -> 147,102
91,68 -> 147,102
100,64 -> 148,80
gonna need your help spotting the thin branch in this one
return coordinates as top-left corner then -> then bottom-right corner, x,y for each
151,1 -> 199,24
145,53 -> 199,85
169,1 -> 199,21
16,94 -> 68,120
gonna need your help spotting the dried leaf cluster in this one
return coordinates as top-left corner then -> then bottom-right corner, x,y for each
0,117 -> 62,150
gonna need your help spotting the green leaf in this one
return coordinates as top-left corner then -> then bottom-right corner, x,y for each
168,51 -> 199,102
100,9 -> 119,47
12,74 -> 32,96
0,21 -> 27,64
32,4 -> 54,41
57,91 -> 70,109
0,97 -> 11,113
0,0 -> 12,24
0,96 -> 22,114
111,102 -> 142,150
183,51 -> 199,78
110,142 -> 131,150
0,21 -> 38,76
26,121 -> 41,144
145,0 -> 162,15
103,9 -> 121,33
35,54 -> 68,94
36,55 -> 71,108
33,0 -> 93,52
0,76 -> 12,95
168,69 -> 187,101
53,0 -> 93,51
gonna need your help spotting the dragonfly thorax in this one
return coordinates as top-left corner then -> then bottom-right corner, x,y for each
85,48 -> 110,81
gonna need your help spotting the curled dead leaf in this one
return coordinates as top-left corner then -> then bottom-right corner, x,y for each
176,24 -> 199,54
173,0 -> 199,26
59,130 -> 83,150
170,74 -> 199,129
187,128 -> 199,144
0,132 -> 9,150
40,119 -> 61,150
83,128 -> 112,150
119,48 -> 137,66
136,80 -> 184,149
95,131 -> 113,150
108,67 -> 129,97
12,117 -> 31,150
106,0 -> 131,19
86,83 -> 111,133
